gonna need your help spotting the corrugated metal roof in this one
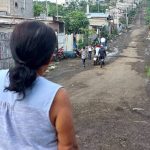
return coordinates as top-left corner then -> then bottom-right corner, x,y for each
87,13 -> 109,18
89,18 -> 107,26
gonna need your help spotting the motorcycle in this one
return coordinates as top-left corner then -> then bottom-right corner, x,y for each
93,55 -> 99,66
57,47 -> 65,60
52,47 -> 65,61
93,54 -> 106,67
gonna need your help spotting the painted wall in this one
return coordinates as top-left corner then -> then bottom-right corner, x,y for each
64,34 -> 83,51
0,0 -> 33,18
0,32 -> 14,69
10,0 -> 33,18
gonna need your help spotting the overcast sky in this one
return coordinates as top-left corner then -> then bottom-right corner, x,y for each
36,0 -> 65,4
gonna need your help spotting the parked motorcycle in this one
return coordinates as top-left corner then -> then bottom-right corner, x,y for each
57,47 -> 65,60
52,47 -> 65,61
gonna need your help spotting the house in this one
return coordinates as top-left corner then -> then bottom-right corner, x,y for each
108,0 -> 139,31
65,0 -> 106,5
0,15 -> 65,69
0,0 -> 33,18
87,13 -> 109,32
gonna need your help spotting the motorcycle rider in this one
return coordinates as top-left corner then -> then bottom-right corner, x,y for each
80,47 -> 87,68
99,45 -> 107,65
100,36 -> 106,47
95,44 -> 100,57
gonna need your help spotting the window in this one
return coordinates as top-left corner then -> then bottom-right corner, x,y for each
15,2 -> 18,8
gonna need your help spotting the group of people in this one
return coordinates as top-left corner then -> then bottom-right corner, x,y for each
80,36 -> 107,68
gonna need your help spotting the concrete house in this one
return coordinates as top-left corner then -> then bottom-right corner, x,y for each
0,0 -> 65,69
87,13 -> 108,30
0,0 -> 33,18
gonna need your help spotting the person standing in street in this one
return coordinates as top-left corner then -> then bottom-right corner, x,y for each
100,36 -> 106,47
88,45 -> 92,60
0,21 -> 78,150
95,44 -> 101,57
81,46 -> 87,67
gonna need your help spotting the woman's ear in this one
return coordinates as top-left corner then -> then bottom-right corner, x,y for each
37,58 -> 51,76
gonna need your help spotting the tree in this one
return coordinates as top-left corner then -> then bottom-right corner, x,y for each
63,11 -> 89,34
33,3 -> 44,16
33,1 -> 61,17
48,3 -> 57,16
67,0 -> 80,11
145,8 -> 150,25
63,0 -> 87,13
89,4 -> 108,13
78,0 -> 87,12
65,0 -> 108,13
33,0 -> 109,17
48,2 -> 64,17
80,28 -> 96,46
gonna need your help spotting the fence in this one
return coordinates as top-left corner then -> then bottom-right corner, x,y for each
0,32 -> 84,70
0,32 -> 14,69
63,34 -> 83,51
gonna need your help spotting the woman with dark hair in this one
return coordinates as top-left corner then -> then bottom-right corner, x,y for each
0,21 -> 78,150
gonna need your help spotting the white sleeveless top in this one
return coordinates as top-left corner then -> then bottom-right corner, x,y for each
0,69 -> 62,150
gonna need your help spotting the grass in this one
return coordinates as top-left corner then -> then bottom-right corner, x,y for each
145,66 -> 150,77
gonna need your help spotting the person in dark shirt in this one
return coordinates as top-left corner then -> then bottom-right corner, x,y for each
99,45 -> 107,64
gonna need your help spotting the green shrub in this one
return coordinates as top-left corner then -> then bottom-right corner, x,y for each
78,39 -> 84,49
145,66 -> 150,77
112,28 -> 118,35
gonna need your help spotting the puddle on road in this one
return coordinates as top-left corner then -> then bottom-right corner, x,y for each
107,47 -> 119,61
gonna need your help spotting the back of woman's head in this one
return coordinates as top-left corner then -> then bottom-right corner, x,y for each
5,21 -> 57,97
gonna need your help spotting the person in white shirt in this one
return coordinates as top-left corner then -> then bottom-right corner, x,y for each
100,36 -> 106,46
81,47 -> 87,67
88,45 -> 92,60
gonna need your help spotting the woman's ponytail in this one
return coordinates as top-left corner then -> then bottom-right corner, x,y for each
5,65 -> 36,97
5,21 -> 57,98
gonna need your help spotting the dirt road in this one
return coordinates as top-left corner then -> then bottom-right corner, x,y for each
47,2 -> 150,150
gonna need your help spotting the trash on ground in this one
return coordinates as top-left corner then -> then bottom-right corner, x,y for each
132,108 -> 144,111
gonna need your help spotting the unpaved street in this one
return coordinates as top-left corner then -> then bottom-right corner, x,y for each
47,2 -> 150,150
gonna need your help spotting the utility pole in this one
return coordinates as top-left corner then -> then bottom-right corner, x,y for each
56,0 -> 59,51
36,0 -> 39,5
86,0 -> 90,14
12,0 -> 15,23
56,0 -> 58,20
98,0 -> 100,13
46,0 -> 48,17
116,7 -> 119,31
23,0 -> 26,11
7,0 -> 9,14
